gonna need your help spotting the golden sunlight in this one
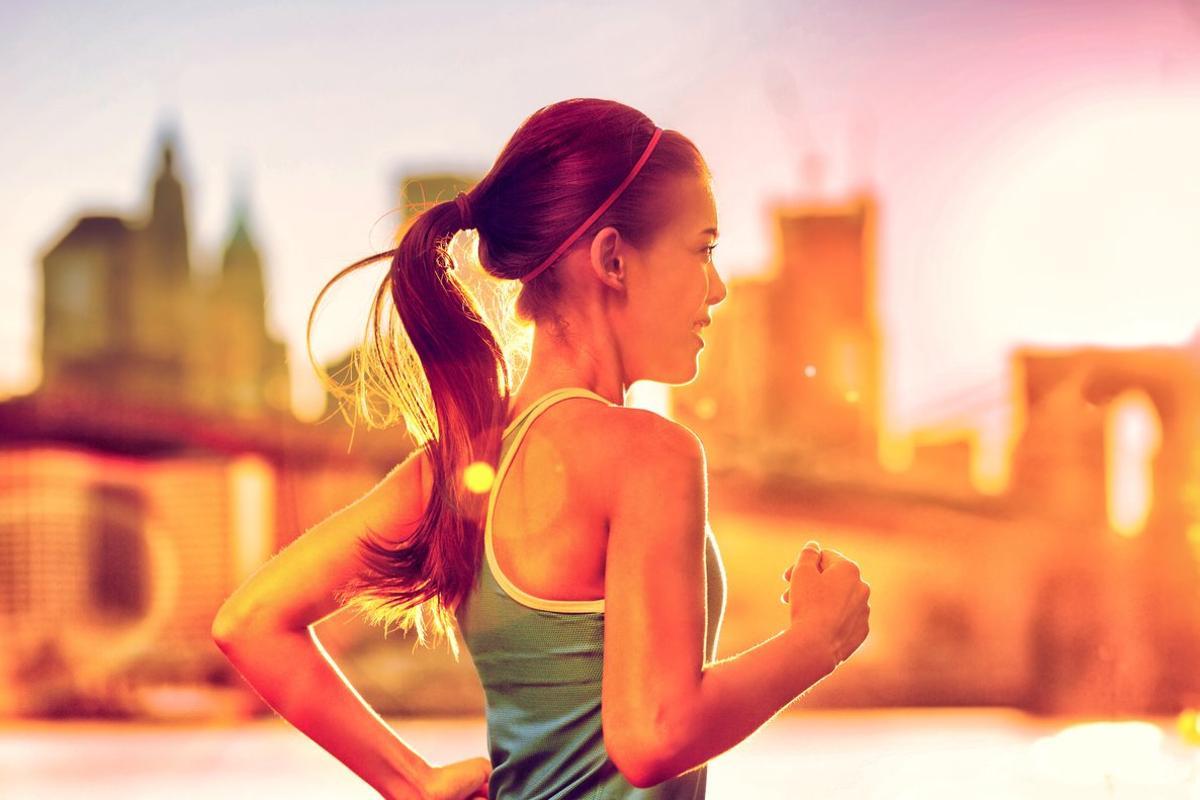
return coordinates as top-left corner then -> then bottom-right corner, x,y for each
229,455 -> 275,581
1177,708 -> 1200,745
1105,389 -> 1160,538
1029,720 -> 1189,788
943,92 -> 1200,355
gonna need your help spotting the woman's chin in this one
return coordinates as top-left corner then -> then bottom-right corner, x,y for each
638,342 -> 706,385
660,356 -> 704,385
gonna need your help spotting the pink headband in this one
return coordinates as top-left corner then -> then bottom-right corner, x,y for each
521,127 -> 664,284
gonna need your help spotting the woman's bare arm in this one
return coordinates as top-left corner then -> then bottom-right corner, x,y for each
211,445 -> 444,800
600,414 -> 837,788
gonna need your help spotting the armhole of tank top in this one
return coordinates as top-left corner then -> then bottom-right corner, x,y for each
487,387 -> 612,614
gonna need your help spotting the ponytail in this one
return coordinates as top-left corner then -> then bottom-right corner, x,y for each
307,194 -> 510,656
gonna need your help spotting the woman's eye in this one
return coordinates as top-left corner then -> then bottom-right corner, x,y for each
702,244 -> 718,261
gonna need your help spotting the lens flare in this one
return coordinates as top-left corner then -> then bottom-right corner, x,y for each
463,461 -> 496,494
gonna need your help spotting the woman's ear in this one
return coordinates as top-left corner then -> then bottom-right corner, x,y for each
588,226 -> 626,289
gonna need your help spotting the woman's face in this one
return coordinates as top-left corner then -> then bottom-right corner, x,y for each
617,172 -> 728,385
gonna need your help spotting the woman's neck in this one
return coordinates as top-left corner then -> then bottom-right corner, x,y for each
507,324 -> 628,420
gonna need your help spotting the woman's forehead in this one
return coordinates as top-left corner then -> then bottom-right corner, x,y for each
664,174 -> 718,234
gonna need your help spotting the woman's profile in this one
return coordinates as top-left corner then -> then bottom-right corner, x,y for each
211,97 -> 871,800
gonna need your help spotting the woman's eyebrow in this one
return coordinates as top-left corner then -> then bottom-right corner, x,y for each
698,227 -> 719,237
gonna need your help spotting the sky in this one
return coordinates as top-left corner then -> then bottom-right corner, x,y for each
3,0 -> 1199,442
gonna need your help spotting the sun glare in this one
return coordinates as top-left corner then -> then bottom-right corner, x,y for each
1105,389 -> 1161,538
946,91 -> 1200,353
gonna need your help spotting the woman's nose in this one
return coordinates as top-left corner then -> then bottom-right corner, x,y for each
708,265 -> 728,306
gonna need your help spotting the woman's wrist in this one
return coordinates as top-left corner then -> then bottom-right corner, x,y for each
783,621 -> 838,686
380,750 -> 434,800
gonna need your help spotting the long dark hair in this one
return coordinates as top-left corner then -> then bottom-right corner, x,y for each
307,98 -> 708,654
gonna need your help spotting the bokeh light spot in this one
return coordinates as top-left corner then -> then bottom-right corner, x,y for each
463,461 -> 495,494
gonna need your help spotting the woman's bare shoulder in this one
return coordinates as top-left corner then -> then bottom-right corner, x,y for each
551,398 -> 699,450
549,400 -> 705,498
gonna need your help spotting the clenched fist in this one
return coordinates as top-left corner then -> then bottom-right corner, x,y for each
781,540 -> 870,667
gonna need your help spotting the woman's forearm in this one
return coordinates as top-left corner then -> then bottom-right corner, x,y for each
657,626 -> 837,782
214,626 -> 431,800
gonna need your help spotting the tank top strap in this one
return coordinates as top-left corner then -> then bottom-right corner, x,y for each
487,386 -> 615,613
501,386 -> 615,440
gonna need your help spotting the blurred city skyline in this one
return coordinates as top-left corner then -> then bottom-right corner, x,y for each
4,0 -> 1200,438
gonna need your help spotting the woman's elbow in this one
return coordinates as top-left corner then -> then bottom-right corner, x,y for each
211,598 -> 269,648
210,605 -> 245,649
608,748 -> 670,789
604,727 -> 680,789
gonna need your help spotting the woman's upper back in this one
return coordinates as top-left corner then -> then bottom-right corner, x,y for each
485,388 -> 619,604
480,385 -> 723,623
456,386 -> 725,799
